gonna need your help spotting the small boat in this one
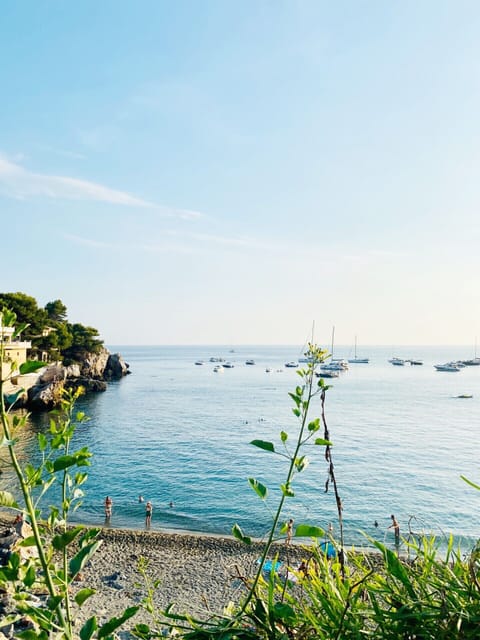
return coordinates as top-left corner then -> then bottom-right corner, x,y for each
284,361 -> 298,368
223,362 -> 235,368
348,336 -> 369,363
213,365 -> 224,372
315,370 -> 340,379
265,367 -> 272,373
245,359 -> 255,365
389,357 -> 405,366
408,359 -> 423,366
461,358 -> 480,366
321,359 -> 349,371
195,360 -> 205,365
209,357 -> 224,363
435,362 -> 461,372
455,394 -> 473,398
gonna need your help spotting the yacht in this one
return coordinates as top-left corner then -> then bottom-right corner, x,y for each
434,362 -> 461,372
245,359 -> 255,365
284,361 -> 298,368
389,357 -> 405,366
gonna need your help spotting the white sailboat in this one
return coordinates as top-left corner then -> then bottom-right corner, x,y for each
321,326 -> 349,371
348,335 -> 369,364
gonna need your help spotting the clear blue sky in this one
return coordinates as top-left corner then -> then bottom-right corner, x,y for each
2,1 -> 479,345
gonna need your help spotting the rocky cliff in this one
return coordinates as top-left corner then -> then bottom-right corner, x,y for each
7,347 -> 130,411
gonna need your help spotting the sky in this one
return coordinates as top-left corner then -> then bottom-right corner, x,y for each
1,1 -> 480,346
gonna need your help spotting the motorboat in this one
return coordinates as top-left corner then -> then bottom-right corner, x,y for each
223,362 -> 235,368
284,361 -> 298,368
315,370 -> 340,379
389,357 -> 405,366
321,359 -> 349,371
195,360 -> 204,365
245,359 -> 255,365
265,367 -> 272,373
461,358 -> 480,366
213,365 -> 224,372
434,362 -> 461,372
408,359 -> 423,365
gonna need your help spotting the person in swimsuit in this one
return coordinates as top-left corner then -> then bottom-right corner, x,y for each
286,518 -> 294,546
145,501 -> 152,527
104,496 -> 112,520
388,514 -> 400,545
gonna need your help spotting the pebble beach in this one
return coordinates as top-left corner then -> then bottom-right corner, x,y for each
0,514 -> 307,636
71,527 -> 306,633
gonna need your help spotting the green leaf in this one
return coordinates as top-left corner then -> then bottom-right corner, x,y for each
232,523 -> 252,545
295,524 -> 324,538
314,438 -> 332,446
80,616 -> 98,640
295,456 -> 309,472
23,564 -> 36,587
19,360 -> 46,375
52,525 -> 84,550
288,392 -> 301,407
250,439 -> 275,453
280,483 -> 295,497
307,418 -> 320,432
69,540 -> 102,578
52,455 -> 77,472
97,606 -> 139,638
75,588 -> 96,606
248,477 -> 268,499
292,408 -> 301,417
0,491 -> 18,508
37,433 -> 48,451
272,602 -> 296,624
280,430 -> 288,443
19,536 -> 36,547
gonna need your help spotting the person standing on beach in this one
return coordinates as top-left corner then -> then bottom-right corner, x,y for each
104,496 -> 112,520
145,501 -> 153,527
388,514 -> 400,545
286,518 -> 294,546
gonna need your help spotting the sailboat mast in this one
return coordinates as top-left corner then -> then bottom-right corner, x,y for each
331,326 -> 335,359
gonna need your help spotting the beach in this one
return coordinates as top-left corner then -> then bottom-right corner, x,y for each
70,527 -> 306,633
0,514 -> 306,635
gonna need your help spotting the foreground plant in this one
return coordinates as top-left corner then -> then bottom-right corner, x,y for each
0,307 -> 138,639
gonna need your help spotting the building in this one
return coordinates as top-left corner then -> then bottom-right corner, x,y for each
1,325 -> 32,382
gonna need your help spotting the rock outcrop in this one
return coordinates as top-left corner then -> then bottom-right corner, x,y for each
6,347 -> 130,412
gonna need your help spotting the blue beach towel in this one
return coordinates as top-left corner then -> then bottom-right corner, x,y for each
258,559 -> 283,573
320,541 -> 337,559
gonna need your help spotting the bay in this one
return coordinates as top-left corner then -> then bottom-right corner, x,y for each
3,344 -> 480,551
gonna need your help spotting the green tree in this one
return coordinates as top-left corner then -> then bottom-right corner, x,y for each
62,323 -> 104,363
0,292 -> 47,340
45,299 -> 68,324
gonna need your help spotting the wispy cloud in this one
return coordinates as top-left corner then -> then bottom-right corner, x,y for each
0,154 -> 154,207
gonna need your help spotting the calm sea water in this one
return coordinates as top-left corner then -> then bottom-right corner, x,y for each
3,345 -> 480,551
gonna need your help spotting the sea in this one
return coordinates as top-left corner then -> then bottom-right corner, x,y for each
2,344 -> 480,552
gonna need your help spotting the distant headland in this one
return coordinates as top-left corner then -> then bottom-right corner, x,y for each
0,292 -> 130,411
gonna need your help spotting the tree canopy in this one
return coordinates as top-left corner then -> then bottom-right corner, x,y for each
0,292 -> 104,362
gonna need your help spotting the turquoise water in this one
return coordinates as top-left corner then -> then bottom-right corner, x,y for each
3,345 -> 480,551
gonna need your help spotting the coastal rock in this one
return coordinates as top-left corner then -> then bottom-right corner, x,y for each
27,380 -> 63,411
79,347 -> 110,379
8,347 -> 130,411
65,377 -> 108,393
104,353 -> 130,379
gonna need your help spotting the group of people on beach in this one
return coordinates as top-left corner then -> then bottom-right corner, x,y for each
104,495 -> 154,527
